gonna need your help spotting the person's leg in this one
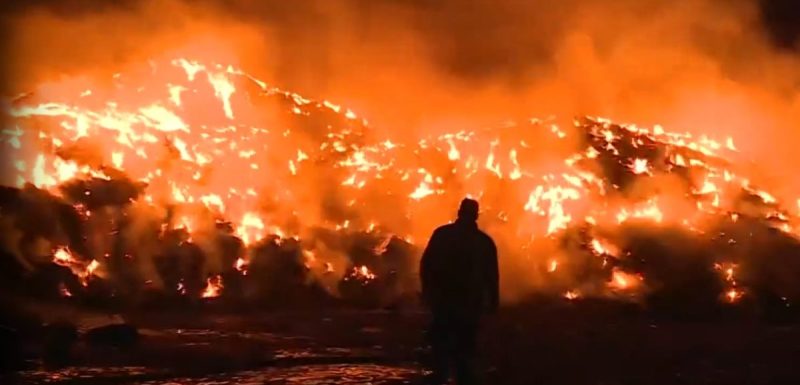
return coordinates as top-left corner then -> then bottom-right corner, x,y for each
427,312 -> 451,384
454,318 -> 479,385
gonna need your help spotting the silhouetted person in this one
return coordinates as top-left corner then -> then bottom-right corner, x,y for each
420,198 -> 499,385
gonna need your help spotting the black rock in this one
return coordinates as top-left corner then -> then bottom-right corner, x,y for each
85,323 -> 139,349
0,325 -> 24,372
42,321 -> 78,367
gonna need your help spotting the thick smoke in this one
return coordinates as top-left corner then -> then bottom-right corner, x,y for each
2,0 -> 799,189
1,0 -> 800,305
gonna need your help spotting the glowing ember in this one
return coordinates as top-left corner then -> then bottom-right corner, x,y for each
726,289 -> 743,303
357,265 -> 377,280
86,260 -> 100,275
234,257 -> 248,275
201,275 -> 224,298
177,281 -> 187,296
724,266 -> 736,282
53,247 -> 76,267
547,259 -> 559,273
409,182 -> 435,200
373,236 -> 393,255
608,268 -> 642,291
81,259 -> 100,286
53,247 -> 100,286
236,213 -> 266,246
590,238 -> 619,257
346,265 -> 377,284
630,158 -> 651,175
564,290 -> 580,300
714,263 -> 744,304
59,282 -> 73,297
616,199 -> 664,223
524,185 -> 581,235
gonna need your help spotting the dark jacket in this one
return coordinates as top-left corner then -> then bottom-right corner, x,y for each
420,219 -> 499,315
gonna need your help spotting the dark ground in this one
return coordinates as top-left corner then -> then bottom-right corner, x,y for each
4,298 -> 800,385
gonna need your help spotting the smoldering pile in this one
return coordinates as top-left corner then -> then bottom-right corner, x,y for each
3,57 -> 800,318
0,178 -> 418,308
0,60 -> 422,309
527,117 -> 800,318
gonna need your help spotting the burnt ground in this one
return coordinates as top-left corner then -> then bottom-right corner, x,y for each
4,299 -> 800,385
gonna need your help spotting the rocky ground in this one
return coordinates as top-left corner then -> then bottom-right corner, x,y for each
4,299 -> 800,385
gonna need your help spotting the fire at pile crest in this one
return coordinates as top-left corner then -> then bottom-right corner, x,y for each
2,57 -> 800,309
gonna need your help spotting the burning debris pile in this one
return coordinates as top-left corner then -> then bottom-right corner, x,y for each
2,57 -> 800,314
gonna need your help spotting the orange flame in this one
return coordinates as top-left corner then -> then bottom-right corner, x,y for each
234,257 -> 248,275
201,275 -> 224,298
347,265 -> 377,283
726,289 -> 743,303
547,259 -> 559,273
6,56 -> 800,304
608,268 -> 643,291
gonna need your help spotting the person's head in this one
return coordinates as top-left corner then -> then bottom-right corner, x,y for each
457,198 -> 479,222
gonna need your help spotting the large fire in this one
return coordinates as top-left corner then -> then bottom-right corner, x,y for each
3,56 -> 800,309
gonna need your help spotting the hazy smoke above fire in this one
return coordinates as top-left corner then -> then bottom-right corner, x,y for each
2,0 -> 799,194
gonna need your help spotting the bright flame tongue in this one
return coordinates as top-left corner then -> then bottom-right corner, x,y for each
52,247 -> 99,287
5,57 -> 800,303
202,275 -> 224,298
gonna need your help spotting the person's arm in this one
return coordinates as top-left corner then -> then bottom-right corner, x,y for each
419,229 -> 440,306
486,239 -> 499,311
